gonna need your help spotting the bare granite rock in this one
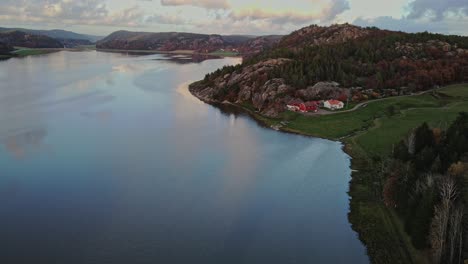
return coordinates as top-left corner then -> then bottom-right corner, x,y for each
189,58 -> 293,117
295,82 -> 349,101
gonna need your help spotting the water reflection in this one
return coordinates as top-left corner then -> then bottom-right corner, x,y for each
0,51 -> 121,160
154,54 -> 223,64
81,111 -> 113,122
0,51 -> 369,264
3,128 -> 47,158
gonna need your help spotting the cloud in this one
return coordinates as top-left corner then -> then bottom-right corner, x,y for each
0,0 -> 144,27
229,9 -> 317,25
354,15 -> 468,36
353,0 -> 468,36
407,0 -> 468,21
146,13 -> 188,25
321,0 -> 350,22
228,0 -> 349,26
0,0 -> 350,35
160,0 -> 230,10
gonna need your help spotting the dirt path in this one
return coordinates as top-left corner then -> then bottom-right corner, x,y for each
304,89 -> 435,116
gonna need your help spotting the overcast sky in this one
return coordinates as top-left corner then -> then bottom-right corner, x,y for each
0,0 -> 467,36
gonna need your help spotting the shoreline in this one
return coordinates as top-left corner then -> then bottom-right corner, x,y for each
187,92 -> 396,263
96,48 -> 241,58
187,82 -> 468,264
6,47 -> 242,59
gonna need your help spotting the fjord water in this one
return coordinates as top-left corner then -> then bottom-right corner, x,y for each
0,51 -> 368,263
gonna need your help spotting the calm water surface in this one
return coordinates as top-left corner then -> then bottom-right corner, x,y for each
0,51 -> 368,263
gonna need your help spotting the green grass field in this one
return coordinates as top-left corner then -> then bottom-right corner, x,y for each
209,50 -> 240,57
262,84 -> 468,148
349,84 -> 468,157
12,48 -> 55,57
75,45 -> 96,50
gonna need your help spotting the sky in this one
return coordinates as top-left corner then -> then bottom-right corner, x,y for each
0,0 -> 467,36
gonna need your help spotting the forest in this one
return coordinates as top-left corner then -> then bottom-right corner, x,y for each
203,28 -> 468,98
382,113 -> 468,264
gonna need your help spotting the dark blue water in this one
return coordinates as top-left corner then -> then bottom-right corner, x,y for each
0,51 -> 368,264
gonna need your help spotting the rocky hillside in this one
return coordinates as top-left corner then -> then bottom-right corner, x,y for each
0,31 -> 63,48
190,59 -> 349,117
190,24 -> 468,117
98,31 -> 233,52
238,35 -> 282,57
190,58 -> 292,116
278,23 -> 378,49
96,30 -> 281,55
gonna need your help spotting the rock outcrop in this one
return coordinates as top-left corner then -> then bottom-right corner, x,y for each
189,58 -> 294,117
396,40 -> 468,59
239,35 -> 282,57
295,82 -> 350,101
278,23 -> 375,49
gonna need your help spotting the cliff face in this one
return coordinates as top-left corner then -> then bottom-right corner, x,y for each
189,58 -> 294,117
189,24 -> 468,117
0,31 -> 63,48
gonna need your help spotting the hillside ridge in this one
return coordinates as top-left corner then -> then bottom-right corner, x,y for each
189,23 -> 468,117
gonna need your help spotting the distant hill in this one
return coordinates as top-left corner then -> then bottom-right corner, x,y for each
238,35 -> 283,57
0,27 -> 102,43
0,31 -> 63,48
189,23 -> 468,117
97,30 -> 281,55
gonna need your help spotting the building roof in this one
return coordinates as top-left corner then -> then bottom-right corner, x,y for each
327,100 -> 343,105
304,101 -> 318,106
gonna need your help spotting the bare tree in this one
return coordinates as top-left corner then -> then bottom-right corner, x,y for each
447,206 -> 463,264
431,202 -> 450,263
430,176 -> 459,264
407,130 -> 416,155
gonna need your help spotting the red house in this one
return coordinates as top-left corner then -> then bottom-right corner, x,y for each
287,101 -> 319,113
298,103 -> 307,112
304,101 -> 318,112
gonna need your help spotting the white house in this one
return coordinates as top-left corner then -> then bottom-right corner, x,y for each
324,100 -> 344,110
286,104 -> 300,111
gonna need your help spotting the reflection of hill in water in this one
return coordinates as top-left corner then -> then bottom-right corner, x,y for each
154,54 -> 221,64
3,128 -> 47,158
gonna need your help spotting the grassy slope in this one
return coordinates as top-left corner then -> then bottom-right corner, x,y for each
12,48 -> 56,57
209,50 -> 240,57
10,46 -> 97,57
246,84 -> 468,263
